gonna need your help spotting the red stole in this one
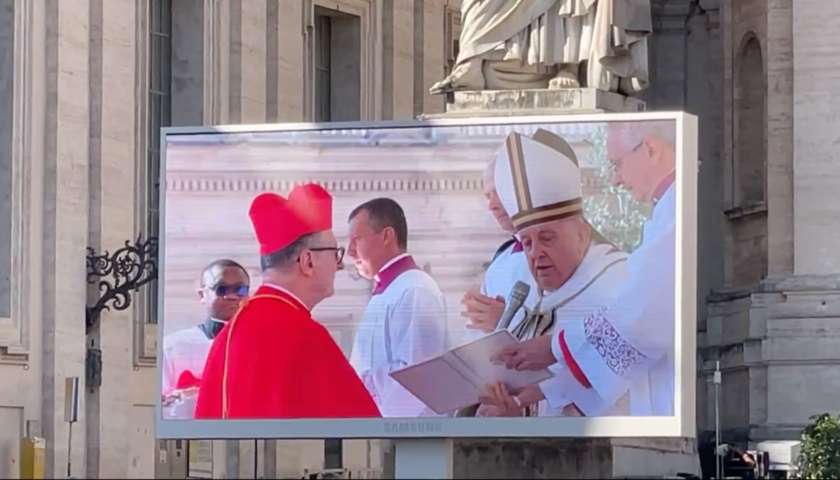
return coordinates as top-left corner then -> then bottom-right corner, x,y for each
653,171 -> 676,203
372,255 -> 421,296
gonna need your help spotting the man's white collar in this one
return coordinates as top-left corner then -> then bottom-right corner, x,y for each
262,283 -> 308,309
374,253 -> 410,283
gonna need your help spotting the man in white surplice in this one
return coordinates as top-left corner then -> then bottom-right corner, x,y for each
460,157 -> 536,342
474,129 -> 629,418
485,121 -> 678,417
347,198 -> 450,418
160,259 -> 250,419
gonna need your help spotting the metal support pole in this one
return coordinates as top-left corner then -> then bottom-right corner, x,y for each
253,439 -> 258,479
394,439 -> 453,479
714,365 -> 721,479
66,423 -> 73,479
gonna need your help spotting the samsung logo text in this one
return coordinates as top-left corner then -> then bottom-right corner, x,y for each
384,421 -> 443,434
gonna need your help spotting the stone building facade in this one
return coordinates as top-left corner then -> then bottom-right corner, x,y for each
0,0 -> 838,478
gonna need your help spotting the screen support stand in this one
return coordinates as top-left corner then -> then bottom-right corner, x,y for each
393,438 -> 453,479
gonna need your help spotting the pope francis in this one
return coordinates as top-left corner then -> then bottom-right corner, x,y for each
476,129 -> 629,418
485,123 -> 678,418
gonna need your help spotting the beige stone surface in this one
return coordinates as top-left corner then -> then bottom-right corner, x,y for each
1,0 -> 838,477
700,0 -> 840,454
427,88 -> 646,118
792,2 -> 840,275
0,0 -> 495,477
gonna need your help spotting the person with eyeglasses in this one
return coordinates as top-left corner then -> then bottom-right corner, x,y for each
347,197 -> 451,418
195,184 -> 381,420
160,258 -> 250,419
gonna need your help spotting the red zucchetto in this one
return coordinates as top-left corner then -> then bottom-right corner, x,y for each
248,184 -> 333,255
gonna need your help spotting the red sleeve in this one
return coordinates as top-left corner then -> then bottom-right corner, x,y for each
558,330 -> 592,389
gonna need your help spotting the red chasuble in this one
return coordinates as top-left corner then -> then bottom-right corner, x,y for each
195,285 -> 382,419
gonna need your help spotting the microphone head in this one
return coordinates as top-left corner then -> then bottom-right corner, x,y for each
511,281 -> 530,304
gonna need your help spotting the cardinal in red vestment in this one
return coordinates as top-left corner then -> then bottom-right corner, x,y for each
194,184 -> 382,419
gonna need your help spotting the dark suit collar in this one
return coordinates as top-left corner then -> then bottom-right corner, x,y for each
198,318 -> 226,340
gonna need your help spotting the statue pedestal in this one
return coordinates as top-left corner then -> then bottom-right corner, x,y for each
421,88 -> 646,119
411,88 -> 701,479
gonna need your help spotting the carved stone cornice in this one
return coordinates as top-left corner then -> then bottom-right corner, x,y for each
164,169 -> 605,193
165,176 -> 484,192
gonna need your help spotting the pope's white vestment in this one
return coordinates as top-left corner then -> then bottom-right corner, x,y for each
548,181 -> 677,417
530,241 -> 628,416
489,128 -> 634,417
350,254 -> 451,417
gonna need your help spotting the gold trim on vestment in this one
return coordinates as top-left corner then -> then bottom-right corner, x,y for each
506,132 -> 533,213
221,294 -> 300,419
511,198 -> 584,231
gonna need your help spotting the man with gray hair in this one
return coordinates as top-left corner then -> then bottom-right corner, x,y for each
606,120 -> 676,204
459,156 -> 536,340
486,120 -> 678,417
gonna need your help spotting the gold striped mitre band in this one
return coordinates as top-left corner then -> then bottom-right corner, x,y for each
511,197 -> 584,231
501,130 -> 584,232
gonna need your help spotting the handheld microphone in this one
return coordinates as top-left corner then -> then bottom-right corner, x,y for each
496,281 -> 531,332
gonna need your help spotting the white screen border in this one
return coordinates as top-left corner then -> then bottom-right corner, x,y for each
155,112 -> 698,440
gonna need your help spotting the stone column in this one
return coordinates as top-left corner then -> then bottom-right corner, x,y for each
791,1 -> 840,275
273,0 -> 304,122
172,0 -> 278,126
419,0 -> 445,116
229,0 -> 267,124
765,0 -> 794,277
170,0 -> 230,126
83,0 -> 140,477
40,0 -> 91,477
0,0 -> 11,321
383,0 -> 415,120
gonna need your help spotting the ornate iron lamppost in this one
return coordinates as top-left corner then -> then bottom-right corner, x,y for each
85,236 -> 158,390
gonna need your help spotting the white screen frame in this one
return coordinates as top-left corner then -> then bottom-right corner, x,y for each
155,112 -> 698,440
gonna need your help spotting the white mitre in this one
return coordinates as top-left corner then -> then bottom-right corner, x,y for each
493,130 -> 584,232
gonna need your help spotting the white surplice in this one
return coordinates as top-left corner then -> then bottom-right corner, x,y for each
462,240 -> 537,343
160,321 -> 223,419
349,254 -> 451,418
547,182 -> 676,417
162,325 -> 214,395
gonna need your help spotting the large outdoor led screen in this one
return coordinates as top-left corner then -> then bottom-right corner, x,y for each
156,113 -> 698,440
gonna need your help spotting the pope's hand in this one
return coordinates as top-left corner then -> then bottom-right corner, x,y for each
477,381 -> 523,416
476,404 -> 504,417
491,334 -> 557,371
461,290 -> 505,333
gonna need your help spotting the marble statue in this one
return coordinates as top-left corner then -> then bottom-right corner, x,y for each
430,0 -> 652,95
